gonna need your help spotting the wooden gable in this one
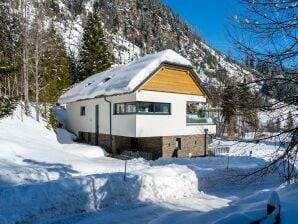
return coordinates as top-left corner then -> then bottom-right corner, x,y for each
138,65 -> 207,97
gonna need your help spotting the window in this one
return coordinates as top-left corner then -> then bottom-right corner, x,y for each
126,102 -> 136,113
115,103 -> 126,114
186,101 -> 214,124
155,103 -> 170,114
114,102 -> 171,115
115,102 -> 136,114
175,138 -> 181,150
80,106 -> 86,116
137,102 -> 154,113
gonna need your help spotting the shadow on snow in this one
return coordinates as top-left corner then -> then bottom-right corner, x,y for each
23,158 -> 79,178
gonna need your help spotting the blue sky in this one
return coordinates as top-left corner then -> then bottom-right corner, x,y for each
162,0 -> 240,54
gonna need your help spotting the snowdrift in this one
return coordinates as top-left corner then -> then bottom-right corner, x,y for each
150,183 -> 298,224
0,166 -> 198,224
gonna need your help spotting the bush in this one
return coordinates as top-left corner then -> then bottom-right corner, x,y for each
0,97 -> 17,119
48,108 -> 58,130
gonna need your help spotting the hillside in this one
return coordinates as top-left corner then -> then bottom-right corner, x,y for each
50,0 -> 253,84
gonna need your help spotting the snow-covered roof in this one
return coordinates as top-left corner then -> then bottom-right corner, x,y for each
58,49 -> 193,103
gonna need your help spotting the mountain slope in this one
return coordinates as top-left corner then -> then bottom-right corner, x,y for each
52,0 -> 254,84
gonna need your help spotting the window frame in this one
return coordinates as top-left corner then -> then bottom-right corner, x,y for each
80,106 -> 86,116
114,101 -> 171,115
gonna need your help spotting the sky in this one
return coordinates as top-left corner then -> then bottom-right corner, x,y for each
162,0 -> 240,54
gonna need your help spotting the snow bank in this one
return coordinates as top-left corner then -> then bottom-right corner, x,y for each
58,49 -> 193,103
136,165 -> 198,201
0,173 -> 138,223
150,183 -> 298,224
0,105 -> 109,187
212,213 -> 253,224
0,165 -> 199,223
0,105 -> 205,223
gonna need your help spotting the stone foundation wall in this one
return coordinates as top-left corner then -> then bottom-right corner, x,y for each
138,137 -> 163,159
77,131 -> 211,159
113,135 -> 131,154
162,134 -> 210,158
98,134 -> 112,153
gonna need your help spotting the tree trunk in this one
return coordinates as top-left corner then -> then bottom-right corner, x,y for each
22,0 -> 29,113
35,0 -> 40,122
35,33 -> 39,122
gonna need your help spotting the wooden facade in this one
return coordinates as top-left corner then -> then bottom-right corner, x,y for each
138,65 -> 207,97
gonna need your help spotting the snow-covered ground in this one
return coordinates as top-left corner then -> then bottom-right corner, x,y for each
0,105 -> 297,223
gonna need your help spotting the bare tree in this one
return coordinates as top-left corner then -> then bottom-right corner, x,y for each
21,0 -> 30,113
228,0 -> 298,182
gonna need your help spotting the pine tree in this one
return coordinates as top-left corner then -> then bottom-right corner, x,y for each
79,9 -> 112,81
0,96 -> 17,118
237,78 -> 258,136
221,82 -> 237,135
40,23 -> 71,105
0,1 -> 21,98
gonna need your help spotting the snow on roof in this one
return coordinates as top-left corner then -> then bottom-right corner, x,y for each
58,49 -> 193,103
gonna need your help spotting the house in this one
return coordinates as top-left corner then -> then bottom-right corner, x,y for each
58,49 -> 216,159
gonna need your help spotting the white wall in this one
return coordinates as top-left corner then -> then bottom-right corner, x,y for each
135,90 -> 216,137
66,91 -> 216,138
66,94 -> 137,137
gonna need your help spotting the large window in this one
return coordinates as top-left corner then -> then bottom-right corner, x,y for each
186,101 -> 214,124
114,102 -> 170,115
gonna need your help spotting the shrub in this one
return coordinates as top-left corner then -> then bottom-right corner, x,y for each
0,97 -> 17,119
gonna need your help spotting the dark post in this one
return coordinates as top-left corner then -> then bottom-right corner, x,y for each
124,159 -> 127,181
95,105 -> 99,145
104,96 -> 114,156
204,128 -> 208,156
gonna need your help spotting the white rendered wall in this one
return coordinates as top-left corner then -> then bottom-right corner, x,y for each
66,94 -> 137,137
66,91 -> 216,138
135,90 -> 216,137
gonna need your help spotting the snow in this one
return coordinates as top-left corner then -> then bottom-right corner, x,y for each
0,105 -> 205,223
210,138 -> 288,161
258,102 -> 298,129
112,33 -> 141,65
268,191 -> 281,207
150,184 -> 298,224
56,15 -> 83,57
0,105 -> 297,223
0,168 -> 198,224
58,49 -> 193,103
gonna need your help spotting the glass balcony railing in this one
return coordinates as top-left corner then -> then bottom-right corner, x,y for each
186,112 -> 214,124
